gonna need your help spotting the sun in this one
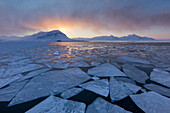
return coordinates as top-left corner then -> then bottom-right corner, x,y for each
58,27 -> 68,32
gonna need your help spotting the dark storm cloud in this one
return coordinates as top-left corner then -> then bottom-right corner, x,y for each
0,0 -> 170,36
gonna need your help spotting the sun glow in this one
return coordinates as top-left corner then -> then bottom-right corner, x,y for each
23,18 -> 153,39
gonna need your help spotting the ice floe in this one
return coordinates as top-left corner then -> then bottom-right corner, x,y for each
0,64 -> 44,78
79,79 -> 109,97
90,61 -> 101,66
26,96 -> 86,113
86,97 -> 131,113
0,74 -> 22,88
8,68 -> 90,106
61,88 -> 83,99
69,61 -> 89,68
88,63 -> 126,77
122,64 -> 149,84
119,56 -> 150,64
110,77 -> 133,102
144,83 -> 170,97
20,68 -> 50,80
0,80 -> 28,101
120,81 -> 141,93
130,91 -> 170,113
150,68 -> 170,88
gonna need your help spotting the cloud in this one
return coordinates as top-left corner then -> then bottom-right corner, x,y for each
0,0 -> 170,38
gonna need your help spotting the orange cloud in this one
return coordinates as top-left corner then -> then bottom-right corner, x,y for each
22,17 -> 110,37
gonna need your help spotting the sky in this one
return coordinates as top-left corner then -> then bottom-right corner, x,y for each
0,0 -> 170,39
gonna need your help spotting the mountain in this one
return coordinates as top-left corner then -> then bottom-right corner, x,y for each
0,31 -> 155,42
119,34 -> 155,41
73,35 -> 118,41
74,34 -> 155,41
23,30 -> 70,41
89,35 -> 118,41
0,30 -> 85,42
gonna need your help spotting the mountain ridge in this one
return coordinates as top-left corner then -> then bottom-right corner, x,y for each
74,34 -> 155,41
0,30 -> 155,42
0,30 -> 86,42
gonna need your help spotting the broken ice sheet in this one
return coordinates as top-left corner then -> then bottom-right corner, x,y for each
122,64 -> 149,84
110,77 -> 133,102
69,61 -> 90,68
150,68 -> 170,88
144,83 -> 170,97
25,96 -> 86,113
88,63 -> 126,77
45,62 -> 69,69
114,77 -> 136,85
130,91 -> 170,113
20,68 -> 50,80
61,88 -> 83,99
8,68 -> 90,106
86,97 -> 131,113
7,59 -> 33,67
79,79 -> 109,97
119,56 -> 150,64
0,64 -> 44,78
120,81 -> 141,93
0,55 -> 27,63
0,80 -> 28,101
90,61 -> 101,66
0,74 -> 22,88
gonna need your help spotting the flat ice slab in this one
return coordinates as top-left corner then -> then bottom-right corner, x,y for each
114,77 -> 136,84
122,64 -> 149,84
144,83 -> 170,97
8,68 -> 91,106
46,62 -> 69,69
130,91 -> 170,113
119,56 -> 150,64
90,61 -> 101,66
86,97 -> 132,113
20,68 -> 50,80
26,96 -> 86,113
61,88 -> 83,99
110,77 -> 133,102
0,80 -> 28,101
0,55 -> 27,63
150,68 -> 170,88
0,64 -> 44,78
69,61 -> 90,68
0,74 -> 22,88
79,79 -> 109,97
120,81 -> 141,93
88,63 -> 126,77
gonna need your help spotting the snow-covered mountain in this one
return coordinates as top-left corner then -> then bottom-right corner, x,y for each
119,34 -> 155,41
0,31 -> 155,42
0,30 -> 85,42
90,35 -> 118,41
74,34 -> 155,41
23,30 -> 71,41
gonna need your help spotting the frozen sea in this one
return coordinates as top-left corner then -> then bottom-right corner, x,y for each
0,41 -> 170,113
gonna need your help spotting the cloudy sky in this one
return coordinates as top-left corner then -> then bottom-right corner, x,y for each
0,0 -> 170,39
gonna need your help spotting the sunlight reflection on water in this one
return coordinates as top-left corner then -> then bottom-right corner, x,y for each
0,42 -> 170,70
48,42 -> 170,61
